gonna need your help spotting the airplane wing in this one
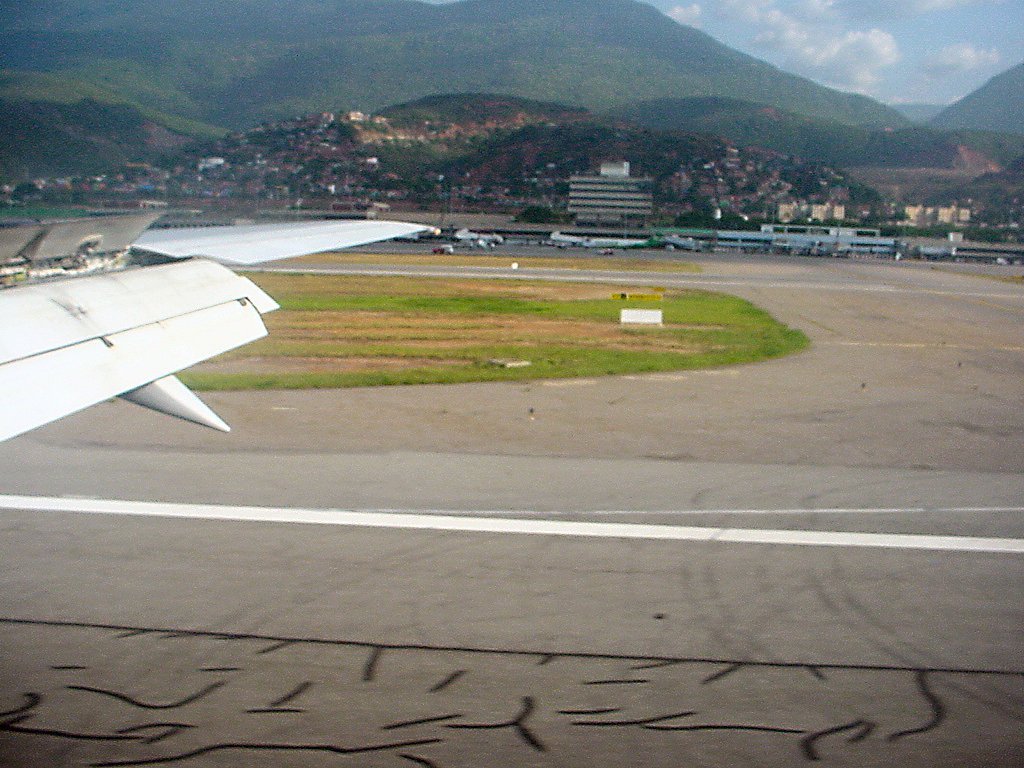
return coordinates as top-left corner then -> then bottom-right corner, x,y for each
134,219 -> 430,265
0,217 -> 431,442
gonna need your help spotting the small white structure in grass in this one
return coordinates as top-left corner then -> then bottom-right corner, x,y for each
620,308 -> 663,325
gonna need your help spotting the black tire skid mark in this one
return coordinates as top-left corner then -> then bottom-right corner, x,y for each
399,754 -> 441,768
383,714 -> 463,731
702,662 -> 745,685
269,681 -> 312,708
115,724 -> 195,745
2,714 -> 139,743
87,738 -> 445,767
887,671 -> 946,742
363,646 -> 384,682
800,719 -> 876,761
573,710 -> 697,727
428,670 -> 465,693
0,693 -> 41,720
446,696 -> 546,752
67,682 -> 226,710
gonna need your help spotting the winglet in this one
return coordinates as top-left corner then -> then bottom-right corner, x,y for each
120,376 -> 231,432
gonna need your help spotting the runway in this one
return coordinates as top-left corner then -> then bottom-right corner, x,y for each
1,252 -> 1022,767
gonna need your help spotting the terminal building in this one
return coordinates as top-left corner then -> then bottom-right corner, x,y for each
654,224 -> 899,257
568,162 -> 653,227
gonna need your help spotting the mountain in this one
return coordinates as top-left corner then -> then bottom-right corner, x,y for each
618,96 -> 1024,169
114,105 -> 877,217
0,71 -> 222,179
0,0 -> 908,130
932,62 -> 1024,135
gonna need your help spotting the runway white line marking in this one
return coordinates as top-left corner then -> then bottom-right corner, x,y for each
587,506 -> 1024,515
1,495 -> 1022,554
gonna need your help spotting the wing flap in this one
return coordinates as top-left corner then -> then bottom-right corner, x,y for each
0,298 -> 266,441
0,260 -> 276,367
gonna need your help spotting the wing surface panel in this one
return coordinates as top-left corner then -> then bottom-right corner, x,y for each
0,260 -> 276,442
0,298 -> 266,441
0,261 -> 276,367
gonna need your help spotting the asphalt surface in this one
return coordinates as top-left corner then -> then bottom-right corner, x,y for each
1,250 -> 1022,767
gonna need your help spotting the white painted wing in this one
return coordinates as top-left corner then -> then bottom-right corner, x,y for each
0,260 -> 276,442
1,218 -> 433,440
134,219 -> 431,265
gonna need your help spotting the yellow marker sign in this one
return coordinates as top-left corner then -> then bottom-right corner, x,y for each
612,293 -> 664,301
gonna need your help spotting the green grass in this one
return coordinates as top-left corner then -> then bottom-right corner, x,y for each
180,276 -> 808,390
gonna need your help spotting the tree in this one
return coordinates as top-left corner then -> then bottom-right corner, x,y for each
11,182 -> 40,201
516,205 -> 569,224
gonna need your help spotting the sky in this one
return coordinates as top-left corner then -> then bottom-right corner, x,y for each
434,0 -> 1024,106
656,0 -> 1023,105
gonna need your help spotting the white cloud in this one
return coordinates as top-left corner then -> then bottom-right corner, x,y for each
923,43 -> 1000,76
715,0 -> 901,92
806,29 -> 902,90
667,3 -> 703,26
833,0 -> 992,20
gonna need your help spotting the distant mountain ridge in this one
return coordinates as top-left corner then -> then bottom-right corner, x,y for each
932,62 -> 1024,135
0,0 -> 908,130
120,97 -> 878,217
618,96 -> 1024,169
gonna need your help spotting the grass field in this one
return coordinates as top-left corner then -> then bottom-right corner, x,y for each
180,273 -> 808,390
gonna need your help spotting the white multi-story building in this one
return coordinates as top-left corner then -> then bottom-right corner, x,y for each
568,162 -> 653,227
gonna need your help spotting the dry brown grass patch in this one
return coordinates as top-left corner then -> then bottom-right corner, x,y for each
259,311 -> 700,351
